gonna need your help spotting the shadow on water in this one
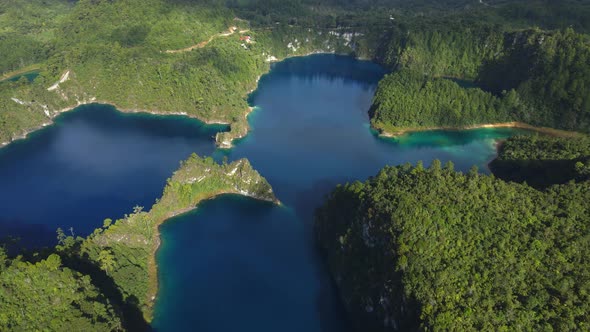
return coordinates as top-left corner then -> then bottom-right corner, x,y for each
292,177 -> 351,226
269,54 -> 387,84
292,177 -> 355,332
380,127 -> 534,149
248,54 -> 387,105
0,218 -> 56,251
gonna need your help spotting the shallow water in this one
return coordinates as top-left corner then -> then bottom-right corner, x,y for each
2,70 -> 40,83
152,54 -> 531,331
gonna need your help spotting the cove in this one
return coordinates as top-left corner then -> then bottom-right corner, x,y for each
0,104 -> 226,248
153,54 -> 532,331
1,70 -> 40,83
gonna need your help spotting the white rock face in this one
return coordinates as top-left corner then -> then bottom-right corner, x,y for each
48,70 -> 70,91
287,42 -> 297,52
11,98 -> 27,105
226,162 -> 241,176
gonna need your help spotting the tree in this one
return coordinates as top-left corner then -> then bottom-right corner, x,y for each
98,249 -> 117,273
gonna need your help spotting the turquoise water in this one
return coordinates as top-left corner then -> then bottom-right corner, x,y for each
0,104 -> 226,247
2,70 -> 40,83
152,55 -> 532,331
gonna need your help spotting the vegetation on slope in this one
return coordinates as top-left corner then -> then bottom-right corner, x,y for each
376,20 -> 505,78
316,161 -> 590,331
229,0 -> 590,34
478,29 -> 590,131
0,250 -> 122,331
2,0 -> 589,146
0,0 -> 72,74
0,0 -> 266,147
1,1 -> 590,330
0,0 -> 364,148
371,27 -> 590,135
369,70 -> 518,133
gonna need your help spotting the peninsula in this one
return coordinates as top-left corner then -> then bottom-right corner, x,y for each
0,154 -> 279,330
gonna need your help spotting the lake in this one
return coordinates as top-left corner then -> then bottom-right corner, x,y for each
0,104 -> 226,247
151,54 -> 531,331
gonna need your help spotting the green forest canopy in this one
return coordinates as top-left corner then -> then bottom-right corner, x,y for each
316,161 -> 590,331
371,27 -> 590,134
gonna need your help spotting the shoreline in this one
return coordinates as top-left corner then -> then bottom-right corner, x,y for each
211,51 -> 345,149
214,74 -> 262,149
0,100 -> 91,148
0,99 -> 237,149
374,121 -> 584,139
1,50 -> 349,150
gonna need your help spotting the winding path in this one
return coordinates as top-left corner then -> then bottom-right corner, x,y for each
164,27 -> 250,54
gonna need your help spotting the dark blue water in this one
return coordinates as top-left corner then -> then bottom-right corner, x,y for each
152,55 -> 532,331
0,104 -> 226,247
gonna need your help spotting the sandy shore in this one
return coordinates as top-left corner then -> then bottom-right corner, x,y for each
375,121 -> 584,139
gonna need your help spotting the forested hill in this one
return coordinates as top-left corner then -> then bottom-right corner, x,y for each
316,162 -> 590,331
228,0 -> 590,33
370,26 -> 590,135
0,0 -> 265,148
1,0 -> 379,148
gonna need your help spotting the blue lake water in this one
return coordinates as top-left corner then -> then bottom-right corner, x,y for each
0,104 -> 225,247
152,55 -> 532,331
